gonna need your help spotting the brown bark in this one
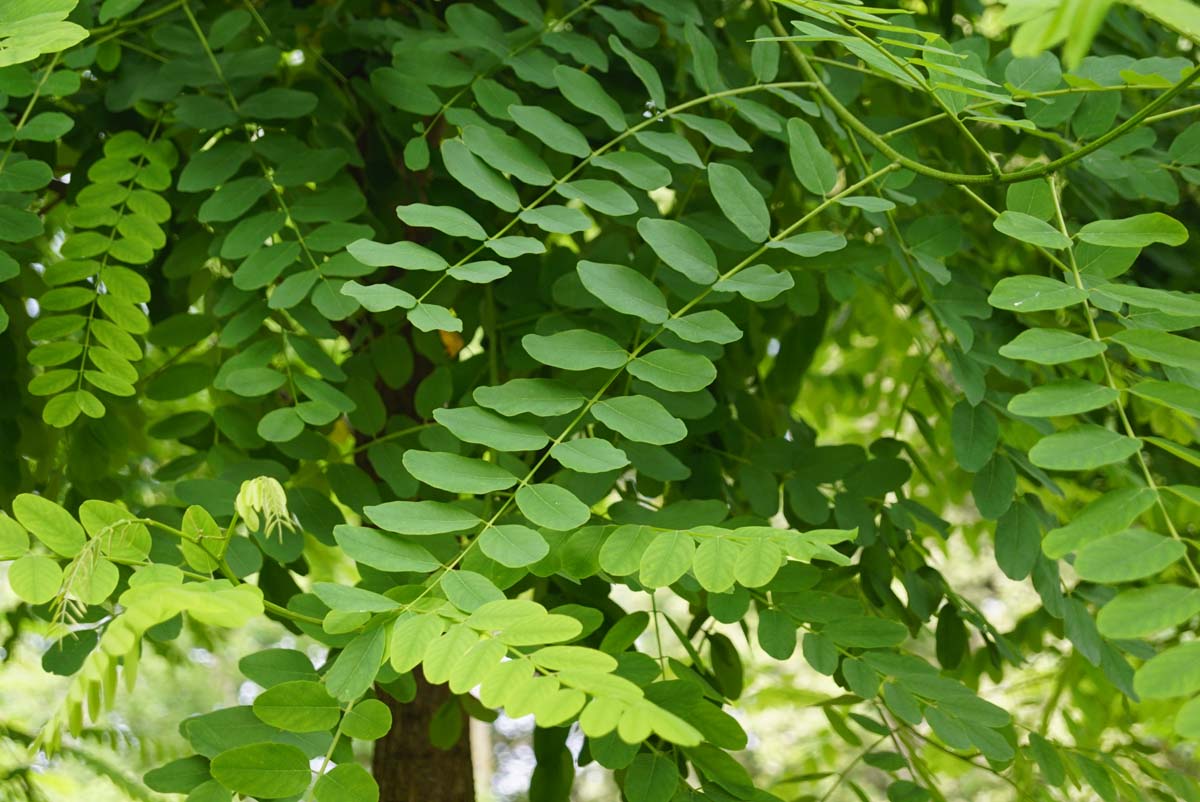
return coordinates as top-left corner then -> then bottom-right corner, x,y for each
372,674 -> 475,802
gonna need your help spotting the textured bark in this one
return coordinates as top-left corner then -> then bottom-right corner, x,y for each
372,674 -> 475,802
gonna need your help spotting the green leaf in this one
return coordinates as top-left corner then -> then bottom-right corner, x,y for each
1029,425 -> 1141,470
1134,641 -> 1200,700
824,617 -> 908,648
950,401 -> 997,472
474,379 -> 585,417
257,407 -> 304,443
992,211 -> 1072,249
677,114 -> 752,152
623,753 -> 679,802
639,530 -> 695,588
628,349 -> 717,393
434,405 -> 549,451
554,65 -> 626,131
520,206 -> 592,234
516,484 -> 591,531
551,438 -> 630,473
347,239 -> 446,271
715,264 -> 793,302
1110,329 -> 1200,372
999,328 -> 1106,364
610,35 -> 666,109
389,615 -> 445,673
770,231 -> 846,257
210,743 -> 311,799
395,203 -> 486,240
1073,528 -> 1184,582
313,583 -> 399,613
13,493 -> 84,558
508,105 -> 590,158
557,179 -> 638,217
340,281 -> 417,312
239,88 -> 318,119
1007,380 -> 1119,417
340,699 -> 391,741
1129,380 -> 1200,418
325,626 -> 386,701
635,131 -> 703,168
522,330 -> 628,370
463,125 -> 553,186
8,555 -> 62,604
592,396 -> 687,445
1097,585 -> 1200,639
442,570 -> 505,612
408,303 -> 463,333
364,501 -> 481,535
333,525 -> 440,573
440,138 -> 520,212
479,524 -> 550,567
577,261 -> 669,323
403,450 -> 518,493
0,513 -> 29,560
240,649 -> 319,689
636,219 -> 719,284
987,276 -> 1085,311
664,310 -> 743,344
449,261 -> 511,284
1043,487 -> 1158,558
734,538 -> 783,587
708,163 -> 770,242
592,152 -> 672,191
252,680 -> 341,732
1077,213 -> 1188,248
692,536 -> 740,593
314,763 -> 379,802
787,118 -> 838,195
1091,284 -> 1200,317
995,501 -> 1040,580
599,524 -> 656,576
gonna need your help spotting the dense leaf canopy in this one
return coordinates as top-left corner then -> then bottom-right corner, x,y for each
2,0 -> 1200,800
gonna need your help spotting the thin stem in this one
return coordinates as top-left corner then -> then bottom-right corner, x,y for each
0,54 -> 60,173
817,733 -> 889,802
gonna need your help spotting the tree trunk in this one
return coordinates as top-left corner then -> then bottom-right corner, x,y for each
372,674 -> 475,802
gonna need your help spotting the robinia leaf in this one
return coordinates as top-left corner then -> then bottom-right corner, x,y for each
1028,425 -> 1141,471
577,261 -> 669,323
1077,213 -> 1188,248
210,743 -> 311,799
708,162 -> 770,242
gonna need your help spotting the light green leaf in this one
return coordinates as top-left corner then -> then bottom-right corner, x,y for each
442,570 -> 505,613
636,219 -> 719,285
252,680 -> 340,733
1007,380 -> 1119,417
403,450 -> 518,493
988,275 -> 1085,311
1111,329 -> 1200,372
340,699 -> 391,741
993,211 -> 1072,249
515,484 -> 591,531
364,500 -> 481,535
1029,424 -> 1141,470
1134,641 -> 1200,700
13,493 -> 84,558
692,536 -> 740,593
734,538 -> 783,587
592,395 -> 687,445
639,530 -> 695,588
708,162 -> 770,242
522,329 -> 628,370
313,583 -> 399,613
999,328 -> 1105,364
474,378 -> 585,417
389,615 -> 445,672
210,743 -> 311,799
448,260 -> 510,283
554,65 -> 625,131
1074,528 -> 1184,582
1091,283 -> 1200,317
599,524 -> 656,576
787,118 -> 838,195
395,203 -> 487,240
479,524 -> 550,567
0,513 -> 29,560
627,349 -> 717,392
1130,379 -> 1200,418
333,525 -> 440,573
1043,487 -> 1158,558
1077,213 -> 1188,248
8,555 -> 62,604
434,405 -> 549,451
551,438 -> 630,473
1097,585 -> 1200,639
